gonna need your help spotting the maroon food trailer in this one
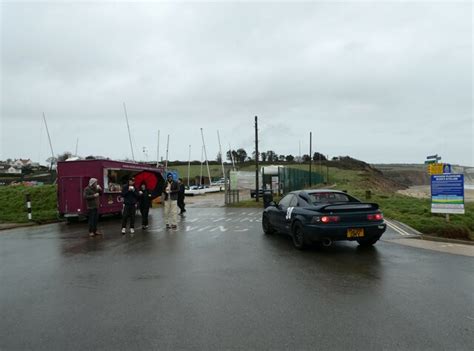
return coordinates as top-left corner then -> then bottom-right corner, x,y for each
57,159 -> 165,221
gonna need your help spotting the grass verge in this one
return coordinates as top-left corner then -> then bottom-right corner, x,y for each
0,185 -> 57,224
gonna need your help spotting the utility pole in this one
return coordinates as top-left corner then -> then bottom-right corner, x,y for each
255,116 -> 259,202
156,130 -> 160,167
299,140 -> 301,163
187,145 -> 191,188
309,132 -> 312,187
319,152 -> 322,182
165,134 -> 169,171
326,154 -> 329,184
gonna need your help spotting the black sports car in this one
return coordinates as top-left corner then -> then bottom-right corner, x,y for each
262,189 -> 386,249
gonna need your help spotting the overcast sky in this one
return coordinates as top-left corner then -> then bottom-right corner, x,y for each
1,0 -> 472,166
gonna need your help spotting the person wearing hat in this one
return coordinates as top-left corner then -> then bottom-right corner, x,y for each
163,172 -> 179,229
138,182 -> 152,229
121,177 -> 140,234
83,178 -> 102,237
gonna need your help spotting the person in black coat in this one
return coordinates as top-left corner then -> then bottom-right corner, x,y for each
177,178 -> 186,215
121,177 -> 140,234
138,182 -> 152,229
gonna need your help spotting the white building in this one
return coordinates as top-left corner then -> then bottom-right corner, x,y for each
6,166 -> 21,174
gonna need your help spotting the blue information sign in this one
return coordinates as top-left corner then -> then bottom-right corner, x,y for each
431,174 -> 464,214
442,164 -> 451,174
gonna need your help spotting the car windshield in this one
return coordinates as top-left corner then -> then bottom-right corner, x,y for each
308,192 -> 352,204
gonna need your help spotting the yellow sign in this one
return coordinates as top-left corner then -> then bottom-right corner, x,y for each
428,163 -> 444,175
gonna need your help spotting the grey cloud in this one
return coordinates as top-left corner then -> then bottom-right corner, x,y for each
1,1 -> 472,166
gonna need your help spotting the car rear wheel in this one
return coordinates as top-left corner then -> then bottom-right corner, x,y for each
357,237 -> 379,247
262,214 -> 275,235
292,221 -> 306,250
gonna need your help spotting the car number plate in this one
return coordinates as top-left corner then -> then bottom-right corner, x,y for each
347,228 -> 364,238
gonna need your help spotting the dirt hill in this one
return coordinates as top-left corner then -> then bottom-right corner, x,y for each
329,157 -> 407,192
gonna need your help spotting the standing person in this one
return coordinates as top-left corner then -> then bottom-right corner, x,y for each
177,178 -> 186,215
163,172 -> 179,229
121,177 -> 139,234
83,178 -> 102,237
138,183 -> 152,229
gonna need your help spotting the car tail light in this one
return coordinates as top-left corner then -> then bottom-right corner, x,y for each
367,213 -> 383,221
313,215 -> 340,223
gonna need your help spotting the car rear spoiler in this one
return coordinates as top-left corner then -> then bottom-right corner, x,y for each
317,203 -> 380,212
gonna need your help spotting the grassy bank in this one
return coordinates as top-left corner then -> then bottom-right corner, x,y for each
0,185 -> 57,223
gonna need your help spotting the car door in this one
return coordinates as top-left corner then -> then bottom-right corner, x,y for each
273,194 -> 296,233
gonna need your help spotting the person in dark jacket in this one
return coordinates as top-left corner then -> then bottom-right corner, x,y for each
121,177 -> 140,234
138,182 -> 152,229
83,178 -> 102,237
177,178 -> 186,215
163,172 -> 179,229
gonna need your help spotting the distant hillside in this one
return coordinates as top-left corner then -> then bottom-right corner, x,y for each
373,164 -> 474,186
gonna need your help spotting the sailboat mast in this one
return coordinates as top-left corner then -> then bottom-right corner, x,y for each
200,128 -> 212,185
217,130 -> 225,179
42,112 -> 55,169
200,145 -> 204,186
123,102 -> 135,161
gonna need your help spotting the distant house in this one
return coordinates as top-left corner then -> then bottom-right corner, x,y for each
6,166 -> 21,174
11,159 -> 32,168
0,163 -> 10,174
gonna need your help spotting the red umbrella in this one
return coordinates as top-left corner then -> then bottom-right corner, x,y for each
134,171 -> 158,190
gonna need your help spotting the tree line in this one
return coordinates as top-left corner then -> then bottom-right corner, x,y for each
224,149 -> 327,164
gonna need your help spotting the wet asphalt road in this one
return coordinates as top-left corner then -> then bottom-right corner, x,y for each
1,208 -> 473,350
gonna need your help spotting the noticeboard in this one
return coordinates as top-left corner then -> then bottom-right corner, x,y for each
431,174 -> 465,214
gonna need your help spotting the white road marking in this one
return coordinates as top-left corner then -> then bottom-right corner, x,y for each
386,220 -> 412,236
209,226 -> 227,232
